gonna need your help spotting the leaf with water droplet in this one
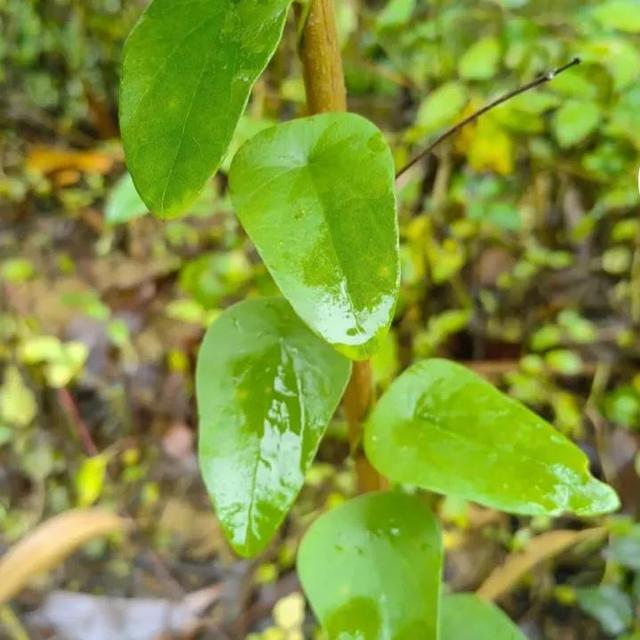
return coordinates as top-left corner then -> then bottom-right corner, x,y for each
365,359 -> 619,517
197,298 -> 351,557
440,594 -> 525,640
298,492 -> 442,639
229,113 -> 399,360
120,0 -> 291,218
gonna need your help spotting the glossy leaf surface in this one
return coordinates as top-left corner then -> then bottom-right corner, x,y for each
120,0 -> 290,218
365,359 -> 619,517
298,492 -> 442,639
197,298 -> 350,557
229,113 -> 399,360
440,594 -> 525,640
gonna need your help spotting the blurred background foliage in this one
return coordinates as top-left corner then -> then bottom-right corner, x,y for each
1,0 -> 640,638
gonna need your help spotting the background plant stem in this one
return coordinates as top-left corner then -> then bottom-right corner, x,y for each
297,0 -> 384,492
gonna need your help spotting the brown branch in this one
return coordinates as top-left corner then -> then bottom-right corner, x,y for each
396,57 -> 581,179
297,0 -> 346,114
297,0 -> 384,492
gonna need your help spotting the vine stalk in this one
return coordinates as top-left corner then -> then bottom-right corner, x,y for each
297,0 -> 384,492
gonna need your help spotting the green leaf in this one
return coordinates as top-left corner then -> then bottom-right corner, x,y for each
196,298 -> 351,557
440,594 -> 525,640
76,454 -> 109,507
105,172 -> 219,225
416,81 -> 468,135
105,173 -> 147,225
592,1 -> 640,33
229,113 -> 399,360
120,0 -> 291,218
553,101 -> 601,148
364,359 -> 619,517
377,0 -> 417,30
576,585 -> 633,636
608,524 -> 640,570
0,366 -> 37,428
0,258 -> 35,283
458,36 -> 501,80
298,492 -> 442,640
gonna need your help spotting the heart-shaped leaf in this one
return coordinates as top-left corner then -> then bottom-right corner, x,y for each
365,359 -> 619,517
298,492 -> 442,639
120,0 -> 291,218
440,594 -> 525,640
229,113 -> 399,360
197,298 -> 350,557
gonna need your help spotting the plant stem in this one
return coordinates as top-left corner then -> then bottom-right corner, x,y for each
297,0 -> 383,492
297,0 -> 346,113
396,57 -> 581,179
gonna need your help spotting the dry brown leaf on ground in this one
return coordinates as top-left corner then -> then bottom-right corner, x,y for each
29,586 -> 222,640
25,146 -> 115,176
0,508 -> 128,604
476,527 -> 607,602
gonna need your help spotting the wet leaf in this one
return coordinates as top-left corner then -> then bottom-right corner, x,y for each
229,113 -> 399,359
365,359 -> 619,517
440,594 -> 525,640
120,0 -> 291,218
477,528 -> 607,601
298,492 -> 442,640
196,298 -> 351,557
0,509 -> 127,604
553,101 -> 601,147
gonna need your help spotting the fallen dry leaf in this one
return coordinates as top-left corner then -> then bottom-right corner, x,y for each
25,146 -> 114,176
0,509 -> 127,604
477,527 -> 607,602
30,586 -> 221,640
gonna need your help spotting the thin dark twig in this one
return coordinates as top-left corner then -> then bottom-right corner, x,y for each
396,57 -> 581,179
57,387 -> 99,456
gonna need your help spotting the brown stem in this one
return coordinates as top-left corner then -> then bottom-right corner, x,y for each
396,57 -> 581,179
57,387 -> 99,456
343,360 -> 385,492
297,0 -> 346,113
297,0 -> 383,492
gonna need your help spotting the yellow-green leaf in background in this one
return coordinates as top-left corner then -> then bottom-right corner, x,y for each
0,366 -> 37,428
415,81 -> 468,135
19,336 -> 88,388
458,37 -> 501,80
76,455 -> 109,507
592,0 -> 640,33
553,101 -> 601,148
